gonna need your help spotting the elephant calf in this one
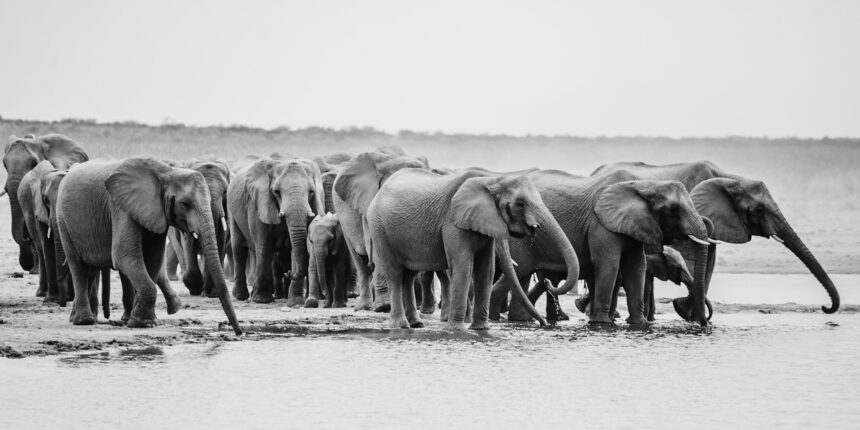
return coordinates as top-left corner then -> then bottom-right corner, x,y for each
367,169 -> 580,331
306,213 -> 351,308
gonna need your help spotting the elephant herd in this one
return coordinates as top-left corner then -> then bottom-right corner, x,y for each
1,134 -> 841,335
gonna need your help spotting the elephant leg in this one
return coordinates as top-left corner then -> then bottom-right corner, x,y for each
590,253 -> 620,324
230,224 -> 250,301
41,225 -> 61,304
619,246 -> 647,325
34,240 -> 48,298
87,271 -> 100,318
165,245 -> 180,282
349,244 -> 373,311
68,259 -> 96,325
385,268 -> 409,329
251,239 -> 275,303
416,271 -> 436,315
488,274 -> 510,321
116,237 -> 161,328
273,251 -> 286,300
119,273 -> 134,324
101,269 -> 110,319
402,270 -> 422,328
644,274 -> 656,322
439,270 -> 451,321
307,251 -> 322,307
333,256 -> 349,308
413,276 -> 423,308
575,278 -> 594,314
444,258 -> 473,331
469,246 -> 494,330
156,268 -> 181,315
29,246 -> 41,276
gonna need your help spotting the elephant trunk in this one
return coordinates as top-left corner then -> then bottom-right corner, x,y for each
7,178 -> 35,270
775,217 -> 840,313
313,243 -> 329,297
680,256 -> 713,321
536,208 -> 580,295
496,239 -> 547,326
690,243 -> 709,326
196,209 -> 242,335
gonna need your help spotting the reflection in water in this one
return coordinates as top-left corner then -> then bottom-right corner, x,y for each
2,312 -> 859,430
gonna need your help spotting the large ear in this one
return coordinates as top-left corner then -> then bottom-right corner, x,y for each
309,162 -> 326,216
40,134 -> 89,164
332,219 -> 343,254
690,178 -> 749,243
594,181 -> 663,245
334,153 -> 379,214
450,177 -> 508,239
32,161 -> 56,224
105,157 -> 171,233
246,159 -> 280,225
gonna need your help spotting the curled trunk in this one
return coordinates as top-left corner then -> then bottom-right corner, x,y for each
776,219 -> 839,313
496,239 -> 547,326
536,208 -> 580,295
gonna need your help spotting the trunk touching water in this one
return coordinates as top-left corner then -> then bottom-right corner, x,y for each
496,239 -> 547,326
196,209 -> 242,335
536,208 -> 580,295
775,218 -> 840,313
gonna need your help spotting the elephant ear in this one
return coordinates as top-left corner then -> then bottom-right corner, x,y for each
594,181 -> 663,245
40,134 -> 89,164
450,177 -> 508,239
303,160 -> 326,216
105,157 -> 171,234
31,161 -> 56,224
247,159 -> 280,225
691,178 -> 749,243
334,153 -> 379,215
332,221 -> 344,255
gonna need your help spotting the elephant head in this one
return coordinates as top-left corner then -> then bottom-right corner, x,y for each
3,134 -> 88,270
104,157 -> 241,335
646,246 -> 714,320
248,158 -> 326,283
595,180 -> 710,326
186,158 -> 232,246
334,151 -> 430,215
451,175 -> 581,324
691,177 -> 839,313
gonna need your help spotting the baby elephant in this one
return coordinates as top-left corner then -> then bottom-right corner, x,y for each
306,213 -> 351,308
643,246 -> 712,321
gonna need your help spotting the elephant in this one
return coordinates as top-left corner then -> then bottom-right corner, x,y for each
489,169 -> 711,326
227,157 -> 325,306
591,160 -> 840,315
165,158 -> 232,296
305,213 -> 351,308
2,134 -> 88,274
367,169 -> 580,330
56,157 -> 241,334
332,147 -> 431,312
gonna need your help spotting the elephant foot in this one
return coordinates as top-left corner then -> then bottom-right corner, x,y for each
443,322 -> 468,331
181,275 -> 204,295
72,309 -> 96,326
420,304 -> 436,315
574,294 -> 590,313
187,288 -> 204,296
374,303 -> 391,313
204,289 -> 220,299
121,311 -> 131,324
332,301 -> 347,308
587,320 -> 617,329
672,296 -> 694,322
285,296 -> 305,308
165,296 -> 182,315
30,266 -> 40,275
389,317 -> 410,329
304,297 -> 320,308
409,319 -> 425,329
626,315 -> 650,326
347,290 -> 359,299
469,320 -> 491,330
43,294 -> 61,305
354,298 -> 373,311
273,286 -> 285,300
589,312 -> 614,325
127,316 -> 157,328
35,287 -> 47,298
232,285 -> 250,301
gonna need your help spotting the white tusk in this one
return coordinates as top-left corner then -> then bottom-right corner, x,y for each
308,211 -> 316,218
510,258 -> 518,267
772,235 -> 785,244
530,224 -> 539,229
221,217 -> 227,231
706,238 -> 723,244
687,235 -> 710,245
192,232 -> 199,240
47,227 -> 51,239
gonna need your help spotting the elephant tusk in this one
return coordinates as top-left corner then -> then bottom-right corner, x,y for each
221,217 -> 227,231
687,235 -> 710,245
706,238 -> 723,244
510,258 -> 518,267
772,235 -> 785,244
308,211 -> 316,218
192,232 -> 199,240
47,227 -> 51,239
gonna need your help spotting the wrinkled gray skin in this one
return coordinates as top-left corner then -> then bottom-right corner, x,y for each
306,213 -> 352,308
490,170 -> 711,326
228,157 -> 325,305
165,158 -> 232,296
367,169 -> 580,330
332,148 -> 430,311
592,161 -> 840,316
57,157 -> 241,334
2,134 -> 88,275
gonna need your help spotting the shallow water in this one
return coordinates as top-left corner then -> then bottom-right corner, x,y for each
2,274 -> 859,429
2,310 -> 859,429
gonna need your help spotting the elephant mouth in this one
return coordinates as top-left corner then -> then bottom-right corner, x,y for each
509,230 -> 526,239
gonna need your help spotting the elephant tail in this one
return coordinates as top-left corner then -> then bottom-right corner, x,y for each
101,269 -> 110,319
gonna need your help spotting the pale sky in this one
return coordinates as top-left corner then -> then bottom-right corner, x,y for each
2,0 -> 859,137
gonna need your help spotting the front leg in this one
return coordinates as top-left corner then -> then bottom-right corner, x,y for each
644,274 -> 656,321
620,243 -> 648,325
469,244 -> 494,330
